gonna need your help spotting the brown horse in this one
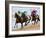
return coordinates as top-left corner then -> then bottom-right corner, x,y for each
15,13 -> 28,29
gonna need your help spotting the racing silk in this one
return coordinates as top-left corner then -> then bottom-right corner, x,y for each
17,13 -> 22,17
31,10 -> 36,16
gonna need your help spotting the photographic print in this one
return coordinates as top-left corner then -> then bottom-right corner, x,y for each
5,1 -> 45,37
12,6 -> 40,31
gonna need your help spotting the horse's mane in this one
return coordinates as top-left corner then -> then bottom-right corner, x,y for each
15,13 -> 19,18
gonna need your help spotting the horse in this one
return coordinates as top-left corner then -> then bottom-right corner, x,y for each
14,13 -> 28,29
31,14 -> 40,24
35,14 -> 40,23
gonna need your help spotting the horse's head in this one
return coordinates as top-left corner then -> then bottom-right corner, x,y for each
15,13 -> 19,18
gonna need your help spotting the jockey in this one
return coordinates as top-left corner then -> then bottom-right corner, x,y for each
31,10 -> 37,16
21,11 -> 26,18
17,11 -> 21,17
31,10 -> 37,21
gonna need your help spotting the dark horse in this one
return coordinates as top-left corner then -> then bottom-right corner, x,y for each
35,14 -> 40,23
15,13 -> 28,29
31,10 -> 40,24
31,14 -> 40,24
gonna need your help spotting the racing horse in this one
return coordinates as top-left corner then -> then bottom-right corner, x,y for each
31,10 -> 40,24
15,13 -> 28,28
31,15 -> 40,24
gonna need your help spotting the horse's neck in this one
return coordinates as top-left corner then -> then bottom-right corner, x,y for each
31,16 -> 32,20
16,14 -> 19,18
36,15 -> 39,18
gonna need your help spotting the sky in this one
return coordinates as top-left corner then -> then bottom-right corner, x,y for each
12,6 -> 40,16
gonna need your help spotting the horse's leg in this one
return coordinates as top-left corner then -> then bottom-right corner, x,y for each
37,19 -> 38,23
34,19 -> 36,25
28,19 -> 30,23
34,21 -> 35,25
25,22 -> 27,26
35,19 -> 37,24
36,18 -> 39,24
31,20 -> 33,25
38,18 -> 40,21
14,22 -> 16,28
14,22 -> 18,29
21,23 -> 23,29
